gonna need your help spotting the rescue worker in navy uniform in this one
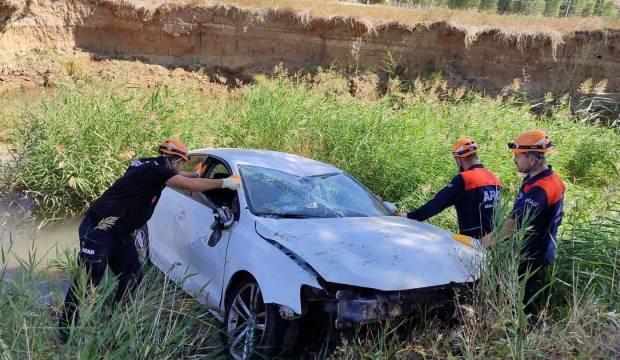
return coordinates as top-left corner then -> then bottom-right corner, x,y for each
404,138 -> 502,240
59,139 -> 240,342
482,130 -> 565,314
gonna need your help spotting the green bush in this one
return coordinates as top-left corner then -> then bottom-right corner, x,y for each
497,0 -> 514,12
597,0 -> 618,17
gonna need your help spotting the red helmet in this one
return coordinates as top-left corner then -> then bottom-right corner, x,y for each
508,130 -> 552,154
451,137 -> 479,158
158,139 -> 189,161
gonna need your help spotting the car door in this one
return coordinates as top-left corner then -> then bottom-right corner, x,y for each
148,187 -> 181,276
173,156 -> 236,309
150,154 -> 208,283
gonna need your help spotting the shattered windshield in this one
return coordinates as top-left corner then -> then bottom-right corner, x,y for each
239,165 -> 391,218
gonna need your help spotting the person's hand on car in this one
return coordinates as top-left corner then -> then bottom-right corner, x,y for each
221,175 -> 241,190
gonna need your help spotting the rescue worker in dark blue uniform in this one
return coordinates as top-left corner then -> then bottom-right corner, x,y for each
59,139 -> 240,342
404,138 -> 502,239
482,129 -> 565,313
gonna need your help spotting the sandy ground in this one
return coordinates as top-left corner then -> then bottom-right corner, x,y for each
0,49 -> 243,95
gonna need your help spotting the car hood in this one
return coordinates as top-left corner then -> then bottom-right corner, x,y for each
255,216 -> 481,291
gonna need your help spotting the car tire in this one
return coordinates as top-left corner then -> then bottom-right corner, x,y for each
223,277 -> 297,359
132,224 -> 150,266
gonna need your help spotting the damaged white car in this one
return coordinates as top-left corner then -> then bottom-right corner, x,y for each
135,149 -> 481,358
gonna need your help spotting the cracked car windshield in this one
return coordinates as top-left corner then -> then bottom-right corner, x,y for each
239,165 -> 390,218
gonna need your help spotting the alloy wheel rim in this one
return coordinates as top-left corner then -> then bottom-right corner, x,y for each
227,283 -> 267,360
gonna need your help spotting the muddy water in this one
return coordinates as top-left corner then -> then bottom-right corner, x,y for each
0,196 -> 79,274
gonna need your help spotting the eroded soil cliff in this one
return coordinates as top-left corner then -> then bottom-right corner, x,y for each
1,0 -> 619,97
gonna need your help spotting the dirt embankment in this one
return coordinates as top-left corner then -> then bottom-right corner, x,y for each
1,0 -> 619,97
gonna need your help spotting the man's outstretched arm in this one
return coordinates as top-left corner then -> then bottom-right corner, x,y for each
406,175 -> 463,221
166,175 -> 240,192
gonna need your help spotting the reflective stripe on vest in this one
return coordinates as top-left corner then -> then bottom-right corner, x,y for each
461,167 -> 502,191
523,172 -> 565,206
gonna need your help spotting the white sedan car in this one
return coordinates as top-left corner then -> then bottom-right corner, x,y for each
136,149 -> 480,358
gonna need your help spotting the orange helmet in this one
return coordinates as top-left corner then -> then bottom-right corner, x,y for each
508,130 -> 552,154
451,137 -> 479,158
158,139 -> 189,161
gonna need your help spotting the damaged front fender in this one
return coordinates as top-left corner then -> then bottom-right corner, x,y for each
222,219 -> 323,314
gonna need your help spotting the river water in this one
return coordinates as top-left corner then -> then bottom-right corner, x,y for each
0,194 -> 79,274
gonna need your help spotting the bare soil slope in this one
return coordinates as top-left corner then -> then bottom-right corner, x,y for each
1,0 -> 619,97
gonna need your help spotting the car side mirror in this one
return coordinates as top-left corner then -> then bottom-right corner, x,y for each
383,201 -> 398,215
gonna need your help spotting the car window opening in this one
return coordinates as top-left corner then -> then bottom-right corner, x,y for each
202,158 -> 239,214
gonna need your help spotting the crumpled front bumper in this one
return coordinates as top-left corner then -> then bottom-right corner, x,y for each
331,283 -> 472,329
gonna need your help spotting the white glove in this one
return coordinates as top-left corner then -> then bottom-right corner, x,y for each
221,176 -> 241,190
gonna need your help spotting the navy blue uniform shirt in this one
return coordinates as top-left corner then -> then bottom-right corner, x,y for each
87,157 -> 177,234
511,166 -> 565,266
407,164 -> 502,239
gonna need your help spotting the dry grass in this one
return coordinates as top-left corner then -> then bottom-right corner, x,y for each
128,0 -> 620,34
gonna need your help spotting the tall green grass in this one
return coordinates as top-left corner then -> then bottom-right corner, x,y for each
2,73 -> 618,224
331,205 -> 619,358
1,83 -> 213,219
1,71 -> 618,357
0,213 -> 617,358
0,244 -> 223,358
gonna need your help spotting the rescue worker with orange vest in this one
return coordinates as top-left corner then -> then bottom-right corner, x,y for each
404,138 -> 502,239
59,139 -> 240,342
482,130 -> 565,313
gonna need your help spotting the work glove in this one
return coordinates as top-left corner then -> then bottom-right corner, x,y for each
221,175 -> 241,190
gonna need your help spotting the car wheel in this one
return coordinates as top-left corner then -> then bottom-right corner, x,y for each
132,225 -> 150,266
224,278 -> 293,359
